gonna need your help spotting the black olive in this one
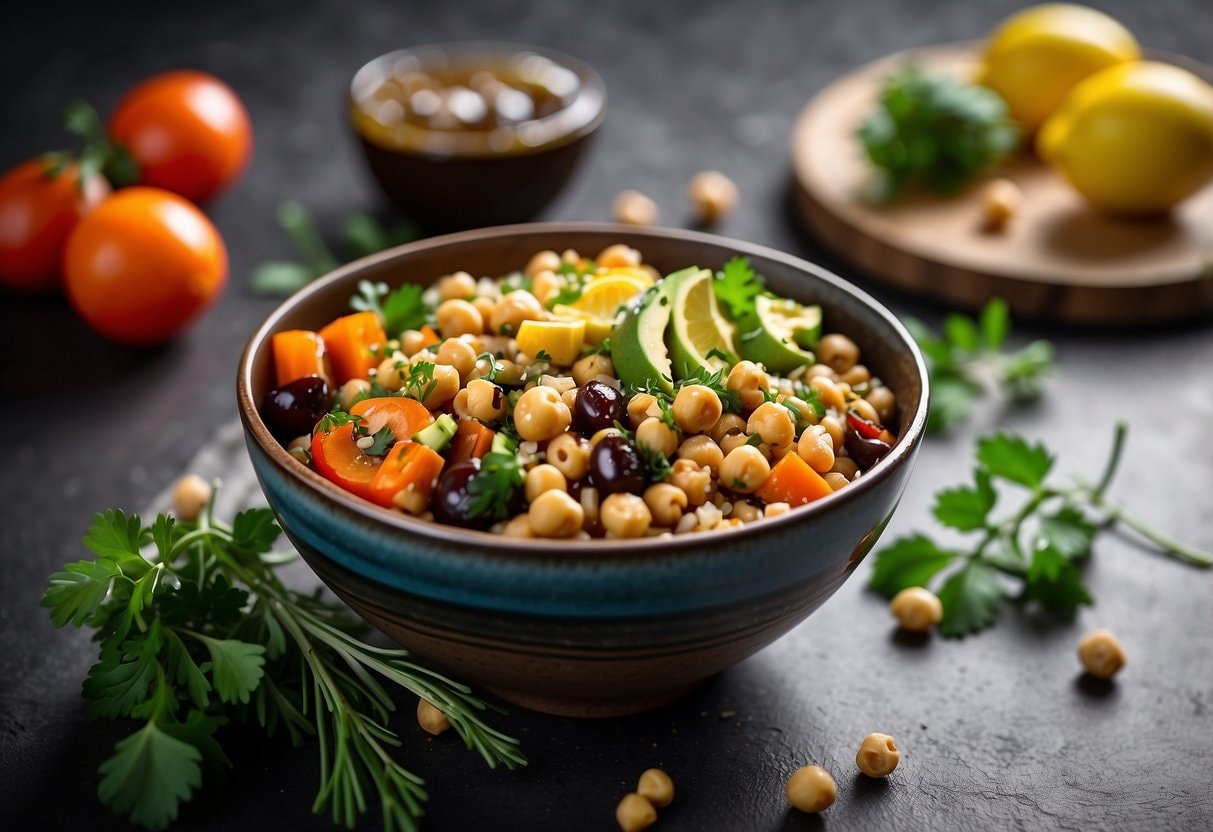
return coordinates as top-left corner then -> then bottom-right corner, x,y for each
844,426 -> 892,471
263,377 -> 332,438
431,460 -> 493,530
572,380 -> 627,435
588,435 -> 646,495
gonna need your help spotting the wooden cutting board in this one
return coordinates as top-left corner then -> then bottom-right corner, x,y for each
791,42 -> 1213,326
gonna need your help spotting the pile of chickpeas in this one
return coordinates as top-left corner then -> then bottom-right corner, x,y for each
299,244 -> 898,539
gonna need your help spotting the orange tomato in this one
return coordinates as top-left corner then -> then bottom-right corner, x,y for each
109,70 -> 253,204
0,159 -> 109,293
64,186 -> 227,345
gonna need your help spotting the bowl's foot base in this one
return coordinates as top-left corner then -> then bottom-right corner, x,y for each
486,682 -> 700,718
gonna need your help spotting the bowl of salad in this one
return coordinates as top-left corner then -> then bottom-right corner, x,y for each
236,223 -> 929,716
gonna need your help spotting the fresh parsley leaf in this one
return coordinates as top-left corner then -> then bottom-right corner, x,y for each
351,280 -> 429,335
466,452 -> 525,521
315,407 -> 364,435
858,65 -> 1019,199
976,433 -> 1053,489
1021,544 -> 1092,617
230,509 -> 281,556
363,425 -> 396,457
980,298 -> 1010,350
714,257 -> 764,322
637,443 -> 673,482
1038,506 -> 1095,561
937,561 -> 1005,637
1001,340 -> 1055,399
582,337 -> 612,357
249,261 -> 315,296
403,360 -> 438,403
84,509 -> 148,563
791,384 -> 827,421
42,559 -> 124,627
189,634 -> 266,705
97,718 -> 203,832
868,533 -> 958,597
534,349 -> 552,363
932,469 -> 996,531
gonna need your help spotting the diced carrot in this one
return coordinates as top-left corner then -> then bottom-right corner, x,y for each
755,451 -> 834,507
310,423 -> 380,502
349,397 -> 434,443
448,418 -> 496,464
319,311 -> 387,384
272,329 -> 333,387
366,440 -> 446,510
417,324 -> 441,349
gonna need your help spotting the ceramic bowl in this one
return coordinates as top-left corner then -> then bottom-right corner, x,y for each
236,224 -> 929,717
348,42 -> 605,231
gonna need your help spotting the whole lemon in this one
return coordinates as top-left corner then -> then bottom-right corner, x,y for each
1038,61 -> 1213,215
977,4 -> 1140,133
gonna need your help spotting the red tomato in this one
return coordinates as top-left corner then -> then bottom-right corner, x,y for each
109,70 -> 253,204
64,187 -> 227,345
0,159 -> 109,293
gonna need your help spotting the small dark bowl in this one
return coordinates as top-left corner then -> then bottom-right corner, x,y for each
349,42 -> 605,231
237,224 -> 929,717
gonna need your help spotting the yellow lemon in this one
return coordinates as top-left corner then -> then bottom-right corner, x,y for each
1038,61 -> 1213,215
515,319 -> 586,366
976,3 -> 1140,133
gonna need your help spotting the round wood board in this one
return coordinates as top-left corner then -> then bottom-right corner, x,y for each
791,42 -> 1213,326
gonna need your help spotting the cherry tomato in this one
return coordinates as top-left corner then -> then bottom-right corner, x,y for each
108,70 -> 253,204
0,159 -> 109,293
64,186 -> 227,345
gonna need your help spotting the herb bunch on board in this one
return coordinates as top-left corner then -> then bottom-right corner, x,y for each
869,424 -> 1212,637
858,65 -> 1019,200
42,493 -> 524,831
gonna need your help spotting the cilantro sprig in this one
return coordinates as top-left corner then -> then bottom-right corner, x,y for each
870,424 -> 1212,637
713,256 -> 764,322
466,452 -> 525,521
858,65 -> 1019,199
909,299 -> 1053,433
42,493 -> 524,831
350,279 -> 430,335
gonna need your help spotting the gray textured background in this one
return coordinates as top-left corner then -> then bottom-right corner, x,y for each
2,1 -> 1211,830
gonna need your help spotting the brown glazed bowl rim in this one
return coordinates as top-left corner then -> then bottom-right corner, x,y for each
237,223 -> 929,565
348,41 -> 607,158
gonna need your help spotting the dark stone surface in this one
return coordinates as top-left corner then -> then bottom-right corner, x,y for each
2,1 -> 1211,830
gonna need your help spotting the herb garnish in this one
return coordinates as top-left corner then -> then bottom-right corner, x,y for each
908,299 -> 1053,433
858,65 -> 1019,199
41,495 -> 524,831
869,424 -> 1212,637
402,361 -> 438,404
713,256 -> 764,322
466,452 -> 525,521
637,443 -> 673,482
350,279 -> 430,335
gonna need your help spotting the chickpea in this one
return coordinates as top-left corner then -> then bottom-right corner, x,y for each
856,733 -> 900,778
546,432 -> 590,481
637,768 -> 675,808
687,170 -> 738,225
528,489 -> 585,539
719,445 -> 771,494
764,501 -> 791,518
981,177 -> 1022,233
786,765 -> 836,814
339,378 -> 371,410
747,401 -> 796,448
805,362 -> 838,381
414,364 -> 457,409
839,363 -> 871,387
435,337 -> 478,380
816,333 -> 860,374
709,412 -> 747,444
890,587 -> 943,632
560,248 -> 582,266
1078,628 -> 1126,680
615,793 -> 657,832
172,474 -> 212,522
848,398 -> 880,426
672,384 -> 724,434
492,359 -> 526,386
596,243 -> 642,269
830,456 -> 859,480
400,329 -> 429,356
719,433 -> 750,456
499,514 -> 534,538
644,483 -> 689,527
435,298 -> 484,337
612,190 -> 659,226
540,374 -> 577,395
376,356 -> 408,392
866,385 -> 896,424
781,395 -> 817,427
797,424 -> 836,474
809,375 -> 847,413
726,360 -> 769,412
513,386 -> 572,442
820,414 -> 844,452
490,290 -> 545,335
531,270 -> 561,305
465,379 -> 508,424
669,458 -> 712,506
525,464 -> 567,502
823,472 -> 850,492
525,249 -> 561,277
416,699 -> 450,735
627,392 -> 661,428
436,270 -> 476,301
572,353 -> 615,387
601,493 -> 652,539
472,295 -> 496,324
677,434 -> 724,473
636,417 -> 680,458
730,500 -> 762,523
561,387 -> 579,411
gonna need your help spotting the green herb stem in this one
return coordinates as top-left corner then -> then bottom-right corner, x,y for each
1087,493 -> 1213,568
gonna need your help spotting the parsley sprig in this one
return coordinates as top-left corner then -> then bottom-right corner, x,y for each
870,424 -> 1212,637
858,65 -> 1019,199
350,279 -> 430,335
466,452 -> 525,521
42,494 -> 524,831
909,299 -> 1053,433
713,256 -> 764,322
